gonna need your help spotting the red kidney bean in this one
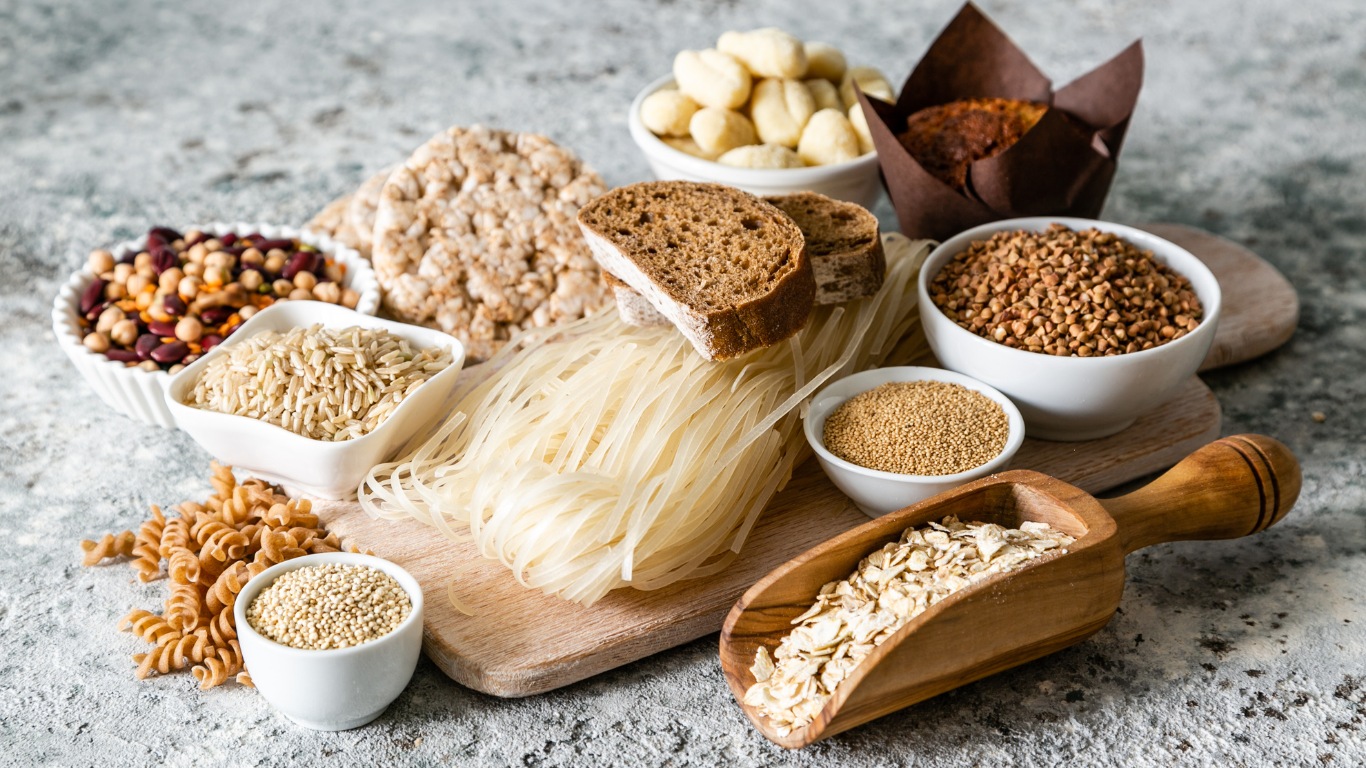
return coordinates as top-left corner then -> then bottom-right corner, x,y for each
151,243 -> 178,274
163,294 -> 186,316
201,334 -> 223,350
80,279 -> 106,314
118,250 -> 137,265
105,349 -> 140,363
148,320 -> 178,337
253,238 -> 294,252
85,301 -> 110,323
134,334 -> 161,360
220,233 -> 238,247
184,230 -> 209,247
149,227 -> 183,243
280,251 -> 316,280
243,232 -> 265,243
200,306 -> 234,325
150,340 -> 189,364
223,246 -> 245,257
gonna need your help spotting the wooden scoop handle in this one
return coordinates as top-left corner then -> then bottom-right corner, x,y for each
1102,434 -> 1301,555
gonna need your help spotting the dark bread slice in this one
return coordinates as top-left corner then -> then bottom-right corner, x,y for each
604,191 -> 884,326
764,192 -> 884,305
577,181 -> 814,360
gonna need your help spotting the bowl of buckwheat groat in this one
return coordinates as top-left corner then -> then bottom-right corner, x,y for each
919,217 -> 1222,441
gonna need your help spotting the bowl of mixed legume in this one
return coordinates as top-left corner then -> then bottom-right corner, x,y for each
804,366 -> 1025,518
164,300 -> 464,500
918,218 -> 1222,441
52,222 -> 378,429
234,552 -> 424,731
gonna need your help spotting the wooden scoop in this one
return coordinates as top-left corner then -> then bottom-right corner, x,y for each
719,434 -> 1301,748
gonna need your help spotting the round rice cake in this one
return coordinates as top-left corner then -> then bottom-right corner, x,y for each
372,125 -> 609,362
346,164 -> 395,251
306,191 -> 361,252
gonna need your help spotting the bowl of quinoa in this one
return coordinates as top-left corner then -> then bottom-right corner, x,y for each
234,552 -> 424,731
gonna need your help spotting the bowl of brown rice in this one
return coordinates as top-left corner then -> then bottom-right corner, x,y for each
165,301 -> 464,499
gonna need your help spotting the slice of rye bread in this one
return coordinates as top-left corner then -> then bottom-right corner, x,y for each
577,181 -> 815,360
605,191 -> 885,326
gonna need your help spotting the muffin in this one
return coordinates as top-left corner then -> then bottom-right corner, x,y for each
896,98 -> 1048,192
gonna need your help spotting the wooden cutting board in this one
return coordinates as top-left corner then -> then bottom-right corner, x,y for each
315,223 -> 1297,697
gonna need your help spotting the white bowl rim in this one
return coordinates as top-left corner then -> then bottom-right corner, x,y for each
51,222 -> 378,385
164,300 -> 464,456
804,365 -> 1026,484
233,552 -> 424,659
918,216 -> 1224,367
629,74 -> 880,181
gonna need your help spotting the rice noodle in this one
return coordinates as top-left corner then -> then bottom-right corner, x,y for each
360,234 -> 932,604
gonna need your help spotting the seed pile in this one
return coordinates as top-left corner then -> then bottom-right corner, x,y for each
930,224 -> 1203,357
247,563 -> 411,650
823,380 -> 1009,475
744,516 -> 1075,735
187,324 -> 453,441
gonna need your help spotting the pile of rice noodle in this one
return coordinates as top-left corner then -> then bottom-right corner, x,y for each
360,234 -> 931,604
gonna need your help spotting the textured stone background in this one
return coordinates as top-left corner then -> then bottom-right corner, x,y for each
1,0 -> 1363,765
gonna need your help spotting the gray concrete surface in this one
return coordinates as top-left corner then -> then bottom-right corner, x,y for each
2,0 -> 1363,765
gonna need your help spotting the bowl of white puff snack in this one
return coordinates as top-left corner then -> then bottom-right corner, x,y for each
629,27 -> 892,209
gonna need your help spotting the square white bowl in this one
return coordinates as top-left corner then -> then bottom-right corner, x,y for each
630,75 -> 883,209
165,301 -> 464,500
52,222 -> 378,429
917,217 -> 1222,441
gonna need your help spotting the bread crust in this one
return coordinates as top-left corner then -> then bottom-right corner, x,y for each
578,181 -> 814,360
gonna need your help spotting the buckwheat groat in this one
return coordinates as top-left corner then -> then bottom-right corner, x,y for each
371,126 -> 609,362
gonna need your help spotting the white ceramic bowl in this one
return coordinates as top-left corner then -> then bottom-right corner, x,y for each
165,301 -> 464,500
805,366 -> 1025,519
235,552 -> 424,731
918,217 -> 1222,442
629,75 -> 883,209
52,222 -> 379,429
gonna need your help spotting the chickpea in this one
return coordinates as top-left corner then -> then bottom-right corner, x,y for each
203,238 -> 223,253
126,274 -> 152,295
239,269 -> 264,291
113,263 -> 134,284
138,360 -> 160,372
83,331 -> 111,353
288,288 -> 314,301
96,306 -> 126,334
178,275 -> 203,299
111,319 -> 139,347
203,266 -> 228,288
187,243 -> 208,263
312,281 -> 341,304
324,262 -> 345,283
238,305 -> 257,321
174,316 -> 203,343
293,271 -> 318,291
171,239 -> 186,251
147,295 -> 171,323
104,282 -> 128,301
135,290 -> 155,310
135,264 -> 157,281
221,283 -> 247,305
158,267 -> 185,293
341,288 -> 361,309
133,251 -> 152,270
184,228 -> 204,243
204,251 -> 232,271
240,248 -> 264,269
182,261 -> 204,278
272,279 -> 294,297
168,363 -> 186,375
263,253 -> 286,275
88,249 -> 116,275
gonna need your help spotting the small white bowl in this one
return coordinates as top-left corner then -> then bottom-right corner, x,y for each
629,75 -> 883,209
52,222 -> 379,429
918,217 -> 1222,442
805,366 -> 1025,518
165,301 -> 464,500
235,552 -> 424,731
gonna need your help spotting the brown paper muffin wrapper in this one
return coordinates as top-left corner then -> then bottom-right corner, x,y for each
860,2 -> 1144,241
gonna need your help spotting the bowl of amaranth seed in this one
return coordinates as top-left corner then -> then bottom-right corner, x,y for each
918,218 -> 1221,441
804,366 -> 1025,518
